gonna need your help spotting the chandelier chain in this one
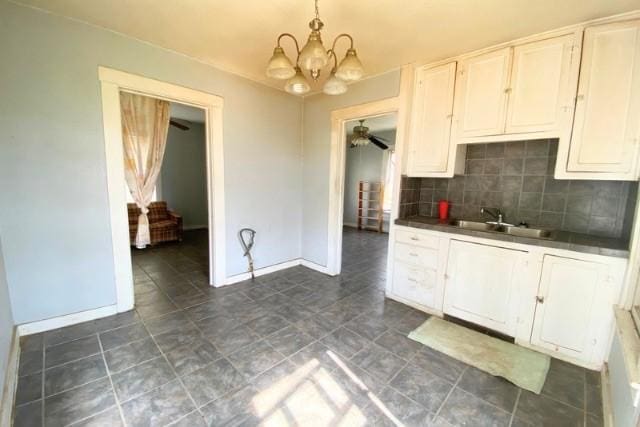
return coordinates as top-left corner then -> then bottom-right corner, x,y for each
314,0 -> 320,20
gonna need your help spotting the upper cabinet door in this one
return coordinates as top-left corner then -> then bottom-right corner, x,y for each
454,48 -> 512,138
568,20 -> 640,175
505,34 -> 576,134
407,62 -> 457,175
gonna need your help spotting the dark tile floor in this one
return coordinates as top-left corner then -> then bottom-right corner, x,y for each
13,229 -> 603,426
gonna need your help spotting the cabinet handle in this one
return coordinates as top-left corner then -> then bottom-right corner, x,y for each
407,278 -> 418,283
446,114 -> 453,119
410,237 -> 419,241
409,252 -> 418,257
504,88 -> 512,94
576,94 -> 585,101
536,296 -> 545,304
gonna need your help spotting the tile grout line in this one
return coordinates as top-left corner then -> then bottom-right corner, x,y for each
507,388 -> 522,427
433,366 -> 468,421
137,315 -> 207,421
96,335 -> 128,427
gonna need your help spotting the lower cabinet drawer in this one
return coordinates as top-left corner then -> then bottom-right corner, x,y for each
392,261 -> 437,308
395,242 -> 438,269
395,228 -> 439,249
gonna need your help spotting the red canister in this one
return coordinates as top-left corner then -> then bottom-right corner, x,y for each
438,200 -> 450,221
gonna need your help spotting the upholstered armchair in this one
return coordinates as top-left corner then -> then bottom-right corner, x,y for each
127,201 -> 182,246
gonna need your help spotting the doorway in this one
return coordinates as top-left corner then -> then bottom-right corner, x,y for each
326,97 -> 403,276
342,114 -> 398,234
99,67 -> 226,313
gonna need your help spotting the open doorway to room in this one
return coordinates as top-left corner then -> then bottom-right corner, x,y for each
126,101 -> 214,318
342,114 -> 398,233
325,97 -> 401,276
340,113 -> 398,278
99,67 -> 225,314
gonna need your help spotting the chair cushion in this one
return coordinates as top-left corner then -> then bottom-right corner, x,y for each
149,219 -> 176,230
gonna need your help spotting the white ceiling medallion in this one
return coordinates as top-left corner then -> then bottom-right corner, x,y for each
265,0 -> 364,96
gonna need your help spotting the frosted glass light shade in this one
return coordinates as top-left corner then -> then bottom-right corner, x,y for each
323,72 -> 347,95
266,47 -> 296,80
351,136 -> 369,146
285,67 -> 311,95
335,48 -> 364,81
299,32 -> 329,71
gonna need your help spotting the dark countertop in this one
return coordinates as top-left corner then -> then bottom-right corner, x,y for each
395,216 -> 630,258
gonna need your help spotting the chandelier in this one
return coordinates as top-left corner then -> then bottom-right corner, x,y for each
265,0 -> 364,96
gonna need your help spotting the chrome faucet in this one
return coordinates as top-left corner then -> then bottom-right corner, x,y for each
480,207 -> 512,226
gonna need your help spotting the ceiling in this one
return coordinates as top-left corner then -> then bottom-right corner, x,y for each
170,103 -> 205,123
15,0 -> 640,93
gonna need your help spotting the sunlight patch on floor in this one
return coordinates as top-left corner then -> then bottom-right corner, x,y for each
249,351 -> 393,426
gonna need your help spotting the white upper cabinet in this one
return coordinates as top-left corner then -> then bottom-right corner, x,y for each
453,48 -> 512,138
506,35 -> 576,134
406,62 -> 462,177
566,20 -> 640,178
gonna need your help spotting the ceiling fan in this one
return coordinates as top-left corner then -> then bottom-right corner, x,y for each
169,119 -> 190,131
350,120 -> 389,150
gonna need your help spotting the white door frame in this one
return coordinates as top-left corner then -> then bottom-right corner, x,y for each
326,66 -> 413,275
99,67 -> 226,312
326,99 -> 399,275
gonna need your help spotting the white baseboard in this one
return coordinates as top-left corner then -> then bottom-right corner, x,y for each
0,328 -> 19,427
601,363 -> 614,427
183,225 -> 208,231
300,259 -> 332,275
343,222 -> 358,228
223,257 -> 334,285
17,304 -> 118,336
224,259 -> 303,285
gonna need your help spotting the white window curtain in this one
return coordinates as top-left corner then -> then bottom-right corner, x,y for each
120,92 -> 170,248
383,149 -> 396,211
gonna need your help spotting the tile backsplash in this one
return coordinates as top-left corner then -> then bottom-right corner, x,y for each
399,139 -> 638,239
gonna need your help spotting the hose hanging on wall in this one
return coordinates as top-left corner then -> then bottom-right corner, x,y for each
238,228 -> 256,279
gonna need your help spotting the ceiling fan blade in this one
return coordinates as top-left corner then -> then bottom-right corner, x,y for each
170,119 -> 190,131
369,136 -> 389,150
370,133 -> 390,142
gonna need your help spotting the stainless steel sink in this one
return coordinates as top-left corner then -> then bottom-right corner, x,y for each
502,226 -> 553,239
448,219 -> 553,240
449,220 -> 499,232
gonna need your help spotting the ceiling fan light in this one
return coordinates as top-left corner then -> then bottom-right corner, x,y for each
299,31 -> 329,71
266,46 -> 296,80
335,48 -> 364,81
323,72 -> 347,95
351,136 -> 370,147
284,67 -> 311,95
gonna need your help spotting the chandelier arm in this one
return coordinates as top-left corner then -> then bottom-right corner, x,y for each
277,33 -> 302,64
330,33 -> 355,54
326,49 -> 338,71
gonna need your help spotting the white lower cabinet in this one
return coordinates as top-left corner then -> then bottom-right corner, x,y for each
443,240 -> 526,336
390,229 -> 445,313
530,255 -> 617,363
392,260 -> 438,309
388,226 -> 627,368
